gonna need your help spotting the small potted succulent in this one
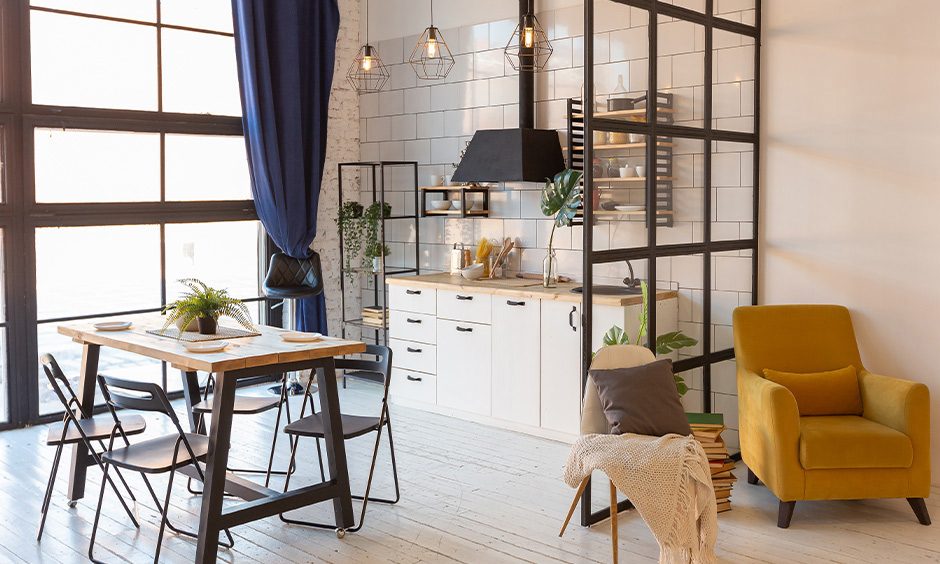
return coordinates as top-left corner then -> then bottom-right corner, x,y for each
162,278 -> 254,336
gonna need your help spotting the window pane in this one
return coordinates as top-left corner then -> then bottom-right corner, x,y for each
161,29 -> 240,116
38,323 -> 163,416
31,0 -> 156,23
164,221 -> 262,303
160,0 -> 234,33
30,11 -> 158,110
35,225 -> 161,320
34,128 -> 160,203
712,30 -> 755,134
165,134 -> 250,201
711,140 -> 754,241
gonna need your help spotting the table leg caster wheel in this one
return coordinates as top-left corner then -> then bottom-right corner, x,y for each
67,500 -> 78,508
335,528 -> 345,539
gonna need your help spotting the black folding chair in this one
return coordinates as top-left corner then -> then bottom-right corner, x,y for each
37,354 -> 147,541
90,374 -> 234,564
279,344 -> 400,536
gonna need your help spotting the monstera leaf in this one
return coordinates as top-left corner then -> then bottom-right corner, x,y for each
541,169 -> 583,228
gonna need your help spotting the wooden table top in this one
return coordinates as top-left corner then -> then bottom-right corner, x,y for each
58,315 -> 366,373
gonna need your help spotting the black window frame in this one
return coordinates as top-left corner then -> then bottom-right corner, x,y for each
0,0 -> 271,429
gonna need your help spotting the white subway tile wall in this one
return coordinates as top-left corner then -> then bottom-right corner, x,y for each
356,6 -> 756,448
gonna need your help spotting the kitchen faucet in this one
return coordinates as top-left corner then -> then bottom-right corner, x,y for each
623,260 -> 642,290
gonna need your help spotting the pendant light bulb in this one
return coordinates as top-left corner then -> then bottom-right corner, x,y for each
523,26 -> 534,48
427,38 -> 438,58
362,55 -> 372,71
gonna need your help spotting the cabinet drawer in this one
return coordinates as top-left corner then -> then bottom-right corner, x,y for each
390,338 -> 436,374
389,285 -> 436,315
437,290 -> 491,324
437,319 -> 492,416
389,311 -> 436,344
391,369 -> 436,404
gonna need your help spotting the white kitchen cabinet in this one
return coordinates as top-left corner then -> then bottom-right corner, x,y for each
391,368 -> 437,404
389,311 -> 436,344
491,297 -> 541,426
539,300 -> 582,435
437,289 -> 491,324
389,338 -> 436,374
436,319 -> 492,416
389,285 -> 436,314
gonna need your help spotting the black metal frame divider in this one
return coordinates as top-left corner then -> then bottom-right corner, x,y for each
579,0 -> 761,527
0,0 -> 276,431
337,161 -> 420,350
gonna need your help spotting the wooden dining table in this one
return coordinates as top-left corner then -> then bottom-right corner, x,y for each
58,315 -> 366,563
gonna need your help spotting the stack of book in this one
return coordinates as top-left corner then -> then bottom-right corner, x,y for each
687,413 -> 737,514
361,306 -> 388,328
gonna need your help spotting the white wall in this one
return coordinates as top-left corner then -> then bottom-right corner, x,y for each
761,0 -> 940,483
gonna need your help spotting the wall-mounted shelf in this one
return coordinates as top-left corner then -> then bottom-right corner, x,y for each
564,141 -> 678,152
566,107 -> 677,120
420,185 -> 490,218
587,176 -> 677,184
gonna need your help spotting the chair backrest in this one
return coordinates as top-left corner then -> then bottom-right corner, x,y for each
40,353 -> 87,418
335,344 -> 393,401
582,344 -> 656,435
733,304 -> 864,375
262,252 -> 324,299
97,374 -> 183,430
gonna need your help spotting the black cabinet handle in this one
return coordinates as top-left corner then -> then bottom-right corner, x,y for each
569,306 -> 577,332
406,318 -> 421,324
507,300 -> 526,307
406,375 -> 423,382
456,326 -> 473,333
406,289 -> 421,295
406,347 -> 422,353
456,295 -> 473,301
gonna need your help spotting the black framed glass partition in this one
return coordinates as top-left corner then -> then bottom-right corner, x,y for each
580,0 -> 759,525
0,0 -> 265,429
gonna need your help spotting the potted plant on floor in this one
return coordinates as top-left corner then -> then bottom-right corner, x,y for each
540,169 -> 583,287
162,278 -> 254,336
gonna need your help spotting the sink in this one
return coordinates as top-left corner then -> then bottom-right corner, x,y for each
570,285 -> 642,295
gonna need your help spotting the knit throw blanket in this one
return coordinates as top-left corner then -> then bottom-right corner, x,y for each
564,433 -> 718,564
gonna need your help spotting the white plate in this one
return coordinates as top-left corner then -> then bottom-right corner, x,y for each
94,321 -> 132,331
615,205 -> 646,212
182,341 -> 229,353
280,332 -> 322,343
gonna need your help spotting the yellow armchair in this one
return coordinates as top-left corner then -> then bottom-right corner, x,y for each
733,304 -> 931,528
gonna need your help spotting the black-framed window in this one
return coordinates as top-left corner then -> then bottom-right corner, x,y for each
0,1 -> 264,428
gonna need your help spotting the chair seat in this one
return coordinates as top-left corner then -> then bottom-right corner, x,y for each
103,433 -> 210,474
284,412 -> 380,439
46,414 -> 147,446
192,394 -> 281,415
799,415 -> 913,470
264,285 -> 319,299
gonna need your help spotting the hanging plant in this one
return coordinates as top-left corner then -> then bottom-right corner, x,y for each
336,200 -> 391,282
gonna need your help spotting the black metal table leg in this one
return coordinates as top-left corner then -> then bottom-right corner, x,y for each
316,357 -> 355,529
194,370 -> 238,564
180,370 -> 202,434
67,343 -> 100,502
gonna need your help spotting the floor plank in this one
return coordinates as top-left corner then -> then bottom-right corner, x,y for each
1,379 -> 937,563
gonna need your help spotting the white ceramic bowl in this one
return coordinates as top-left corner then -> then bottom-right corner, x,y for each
635,166 -> 647,177
431,200 -> 452,210
460,263 -> 485,280
619,166 -> 636,178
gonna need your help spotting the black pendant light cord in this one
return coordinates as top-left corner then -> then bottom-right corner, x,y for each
366,0 -> 370,45
430,0 -> 434,27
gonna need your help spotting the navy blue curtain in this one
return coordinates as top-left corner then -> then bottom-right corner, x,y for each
232,0 -> 339,334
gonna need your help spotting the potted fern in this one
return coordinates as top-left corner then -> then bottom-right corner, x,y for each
162,278 -> 254,336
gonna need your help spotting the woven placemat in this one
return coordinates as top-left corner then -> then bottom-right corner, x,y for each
147,326 -> 262,342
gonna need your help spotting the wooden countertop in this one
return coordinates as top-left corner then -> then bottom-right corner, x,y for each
386,273 -> 677,306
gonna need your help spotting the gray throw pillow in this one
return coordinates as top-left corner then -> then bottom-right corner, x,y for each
589,359 -> 692,437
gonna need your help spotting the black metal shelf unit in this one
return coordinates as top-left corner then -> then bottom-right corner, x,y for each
567,93 -> 676,227
578,0 -> 761,527
337,161 -> 420,346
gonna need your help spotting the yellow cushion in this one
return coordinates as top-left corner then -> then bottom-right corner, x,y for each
763,365 -> 863,416
799,415 -> 913,470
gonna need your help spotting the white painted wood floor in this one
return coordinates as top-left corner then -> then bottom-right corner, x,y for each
1,379 -> 938,564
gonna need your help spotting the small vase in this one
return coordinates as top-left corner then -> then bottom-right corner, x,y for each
543,249 -> 558,288
373,257 -> 382,273
197,316 -> 217,335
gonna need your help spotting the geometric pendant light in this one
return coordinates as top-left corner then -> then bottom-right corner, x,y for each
409,0 -> 454,80
347,0 -> 389,93
504,8 -> 552,72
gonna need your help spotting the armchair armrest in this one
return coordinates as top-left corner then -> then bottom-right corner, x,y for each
737,368 -> 805,500
858,369 -> 930,494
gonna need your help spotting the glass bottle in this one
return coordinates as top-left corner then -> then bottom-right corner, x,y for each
607,158 -> 620,178
543,249 -> 558,288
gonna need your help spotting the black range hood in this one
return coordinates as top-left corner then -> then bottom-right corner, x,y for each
451,0 -> 565,184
